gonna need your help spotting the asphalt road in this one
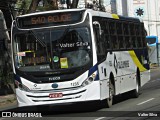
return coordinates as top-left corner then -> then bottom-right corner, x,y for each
1,68 -> 160,120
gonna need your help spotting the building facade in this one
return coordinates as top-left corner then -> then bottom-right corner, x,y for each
78,0 -> 160,41
115,0 -> 160,42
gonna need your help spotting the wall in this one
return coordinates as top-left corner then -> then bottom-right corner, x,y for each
115,0 -> 160,42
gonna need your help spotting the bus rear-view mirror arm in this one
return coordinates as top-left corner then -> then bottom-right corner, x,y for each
93,21 -> 102,36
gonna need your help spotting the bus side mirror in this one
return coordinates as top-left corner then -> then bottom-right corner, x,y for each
93,21 -> 102,36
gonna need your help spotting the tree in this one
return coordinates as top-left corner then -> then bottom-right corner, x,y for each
27,0 -> 79,14
0,0 -> 17,36
28,0 -> 40,13
15,0 -> 32,15
71,0 -> 79,8
66,0 -> 71,9
86,0 -> 106,12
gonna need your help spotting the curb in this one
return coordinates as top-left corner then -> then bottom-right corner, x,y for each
0,94 -> 16,104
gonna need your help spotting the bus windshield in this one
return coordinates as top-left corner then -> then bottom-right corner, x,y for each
13,27 -> 92,72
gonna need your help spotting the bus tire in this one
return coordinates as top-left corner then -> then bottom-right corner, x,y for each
132,73 -> 140,98
106,80 -> 115,108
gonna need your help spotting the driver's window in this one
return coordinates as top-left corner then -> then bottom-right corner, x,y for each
93,20 -> 106,62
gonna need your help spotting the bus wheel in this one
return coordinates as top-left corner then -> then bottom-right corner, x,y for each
132,75 -> 140,98
106,81 -> 114,108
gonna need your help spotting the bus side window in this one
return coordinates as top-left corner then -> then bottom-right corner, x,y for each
103,20 -> 112,50
125,36 -> 131,49
137,37 -> 143,48
130,23 -> 135,35
93,24 -> 100,52
93,21 -> 106,61
119,36 -> 124,49
141,24 -> 147,48
142,37 -> 147,48
137,24 -> 143,48
109,21 -> 116,35
123,22 -> 129,35
132,37 -> 137,48
108,20 -> 118,50
105,34 -> 111,49
111,36 -> 119,50
116,22 -> 123,35
129,37 -> 133,48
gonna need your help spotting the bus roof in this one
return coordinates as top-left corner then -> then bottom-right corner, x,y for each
17,8 -> 86,17
119,16 -> 141,22
17,9 -> 141,22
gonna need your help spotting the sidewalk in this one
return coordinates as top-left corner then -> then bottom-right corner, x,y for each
150,64 -> 159,69
0,94 -> 17,110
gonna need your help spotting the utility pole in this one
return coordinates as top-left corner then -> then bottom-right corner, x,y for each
99,0 -> 102,9
85,0 -> 87,8
147,0 -> 150,36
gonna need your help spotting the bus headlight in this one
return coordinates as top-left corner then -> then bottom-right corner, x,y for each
19,84 -> 31,92
15,80 -> 31,92
82,72 -> 97,87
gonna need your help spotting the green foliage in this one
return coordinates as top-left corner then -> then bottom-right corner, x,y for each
0,65 -> 12,86
15,0 -> 32,14
14,0 -> 80,14
37,5 -> 54,11
37,0 -> 57,11
15,0 -> 55,14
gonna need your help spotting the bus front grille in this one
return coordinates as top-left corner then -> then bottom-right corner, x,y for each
32,95 -> 81,102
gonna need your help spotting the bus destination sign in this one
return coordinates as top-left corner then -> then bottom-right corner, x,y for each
31,14 -> 71,24
17,11 -> 84,28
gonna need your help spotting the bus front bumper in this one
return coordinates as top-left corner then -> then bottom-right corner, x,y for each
16,81 -> 101,107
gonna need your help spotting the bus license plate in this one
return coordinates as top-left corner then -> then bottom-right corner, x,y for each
49,93 -> 63,98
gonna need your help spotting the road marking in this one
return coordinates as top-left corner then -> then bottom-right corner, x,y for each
94,117 -> 106,120
137,98 -> 155,105
0,118 -> 5,120
150,78 -> 160,83
150,80 -> 156,83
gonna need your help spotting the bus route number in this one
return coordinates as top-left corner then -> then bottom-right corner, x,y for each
71,82 -> 79,87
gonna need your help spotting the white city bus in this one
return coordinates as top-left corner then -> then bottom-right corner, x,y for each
11,9 -> 150,108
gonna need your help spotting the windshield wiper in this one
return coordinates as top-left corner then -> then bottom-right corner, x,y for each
28,30 -> 51,68
29,30 -> 47,48
57,26 -> 70,44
